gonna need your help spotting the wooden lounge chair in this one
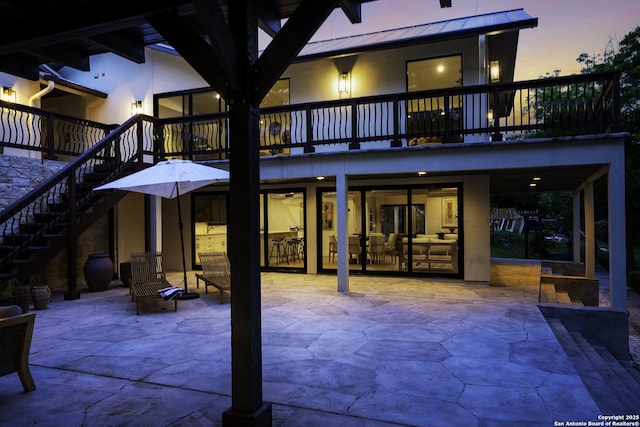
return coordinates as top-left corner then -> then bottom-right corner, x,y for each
129,251 -> 178,315
196,252 -> 231,304
0,305 -> 36,392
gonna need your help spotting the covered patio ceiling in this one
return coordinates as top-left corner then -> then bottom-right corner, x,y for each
0,1 -> 376,86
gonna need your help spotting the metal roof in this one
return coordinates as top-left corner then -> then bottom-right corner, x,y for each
295,9 -> 537,61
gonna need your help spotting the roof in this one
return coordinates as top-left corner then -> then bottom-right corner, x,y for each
295,9 -> 537,61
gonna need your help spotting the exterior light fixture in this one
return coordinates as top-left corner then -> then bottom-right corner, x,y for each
418,171 -> 427,176
1,87 -> 16,103
532,176 -> 541,181
489,60 -> 500,83
131,100 -> 143,116
487,109 -> 495,126
338,72 -> 350,95
529,183 -> 537,188
316,176 -> 325,181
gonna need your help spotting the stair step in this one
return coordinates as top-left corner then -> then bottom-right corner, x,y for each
547,319 -> 627,414
570,334 -> 638,412
556,291 -> 572,304
594,346 -> 640,403
540,282 -> 557,303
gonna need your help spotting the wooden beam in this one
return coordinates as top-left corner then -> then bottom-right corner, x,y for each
256,0 -> 340,103
257,1 -> 281,37
146,12 -> 232,100
91,33 -> 146,64
340,0 -> 362,23
0,54 -> 40,80
192,0 -> 237,90
32,45 -> 91,72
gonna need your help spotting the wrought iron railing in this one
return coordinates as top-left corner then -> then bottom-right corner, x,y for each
174,71 -> 621,159
0,115 -> 156,279
0,71 -> 621,163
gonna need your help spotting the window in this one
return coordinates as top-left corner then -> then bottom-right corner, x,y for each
406,55 -> 463,143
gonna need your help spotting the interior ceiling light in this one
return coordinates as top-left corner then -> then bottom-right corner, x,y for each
529,183 -> 537,187
532,176 -> 541,181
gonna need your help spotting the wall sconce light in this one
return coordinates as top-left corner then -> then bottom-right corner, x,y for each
487,109 -> 495,126
1,87 -> 16,103
338,72 -> 350,95
131,100 -> 143,116
489,60 -> 500,83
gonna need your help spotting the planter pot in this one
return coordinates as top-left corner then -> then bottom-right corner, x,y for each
32,286 -> 51,310
15,285 -> 31,313
84,252 -> 114,292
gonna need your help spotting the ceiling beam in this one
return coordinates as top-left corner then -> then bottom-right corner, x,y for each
339,0 -> 362,23
257,1 -> 281,37
0,54 -> 40,80
91,33 -> 146,64
0,2 -> 194,55
192,0 -> 236,90
32,45 -> 91,72
440,0 -> 452,7
256,0 -> 340,103
146,11 -> 232,99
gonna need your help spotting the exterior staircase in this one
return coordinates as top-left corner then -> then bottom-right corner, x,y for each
547,318 -> 640,414
0,115 -> 152,297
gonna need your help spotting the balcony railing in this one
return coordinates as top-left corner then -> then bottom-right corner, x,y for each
0,71 -> 621,162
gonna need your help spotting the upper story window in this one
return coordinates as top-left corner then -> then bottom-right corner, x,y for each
407,55 -> 462,91
406,55 -> 462,143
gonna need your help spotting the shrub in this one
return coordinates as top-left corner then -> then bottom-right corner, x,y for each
629,271 -> 640,295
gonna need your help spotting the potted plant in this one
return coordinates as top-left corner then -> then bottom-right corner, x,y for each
0,277 -> 19,306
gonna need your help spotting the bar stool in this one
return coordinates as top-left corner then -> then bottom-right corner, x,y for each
269,238 -> 285,265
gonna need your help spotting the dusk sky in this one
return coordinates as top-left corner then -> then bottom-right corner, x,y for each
261,0 -> 640,81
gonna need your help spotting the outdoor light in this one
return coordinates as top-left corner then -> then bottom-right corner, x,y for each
418,171 -> 427,176
338,72 -> 350,95
487,109 -> 495,126
1,87 -> 16,103
316,176 -> 325,181
131,100 -> 143,116
489,60 -> 500,83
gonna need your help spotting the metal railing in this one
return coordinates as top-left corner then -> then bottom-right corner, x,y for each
0,71 -> 621,162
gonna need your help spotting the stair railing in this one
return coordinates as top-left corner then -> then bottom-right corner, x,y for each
0,115 -> 157,282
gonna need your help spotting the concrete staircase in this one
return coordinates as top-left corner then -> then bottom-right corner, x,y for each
547,318 -> 640,414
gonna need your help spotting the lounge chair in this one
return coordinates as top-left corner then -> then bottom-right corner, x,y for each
129,251 -> 178,315
0,305 -> 36,391
196,252 -> 231,304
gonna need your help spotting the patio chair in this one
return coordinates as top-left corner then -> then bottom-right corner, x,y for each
129,251 -> 178,315
196,252 -> 231,304
0,305 -> 36,392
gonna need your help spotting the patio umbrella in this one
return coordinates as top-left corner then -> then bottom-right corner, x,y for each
94,159 -> 229,299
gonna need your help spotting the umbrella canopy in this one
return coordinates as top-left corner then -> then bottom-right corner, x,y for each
94,159 -> 229,299
94,159 -> 229,197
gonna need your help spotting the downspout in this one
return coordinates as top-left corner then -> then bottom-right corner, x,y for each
28,80 -> 55,159
29,80 -> 55,106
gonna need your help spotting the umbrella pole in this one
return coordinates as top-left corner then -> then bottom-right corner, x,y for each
175,186 -> 199,300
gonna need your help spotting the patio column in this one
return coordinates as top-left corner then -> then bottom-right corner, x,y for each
573,190 -> 581,263
336,172 -> 349,292
223,1 -> 271,425
584,182 -> 596,279
608,161 -> 627,311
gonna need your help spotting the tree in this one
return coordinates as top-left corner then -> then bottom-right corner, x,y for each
578,27 -> 640,271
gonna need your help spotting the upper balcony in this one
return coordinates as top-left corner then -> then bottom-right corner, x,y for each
0,71 -> 621,163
